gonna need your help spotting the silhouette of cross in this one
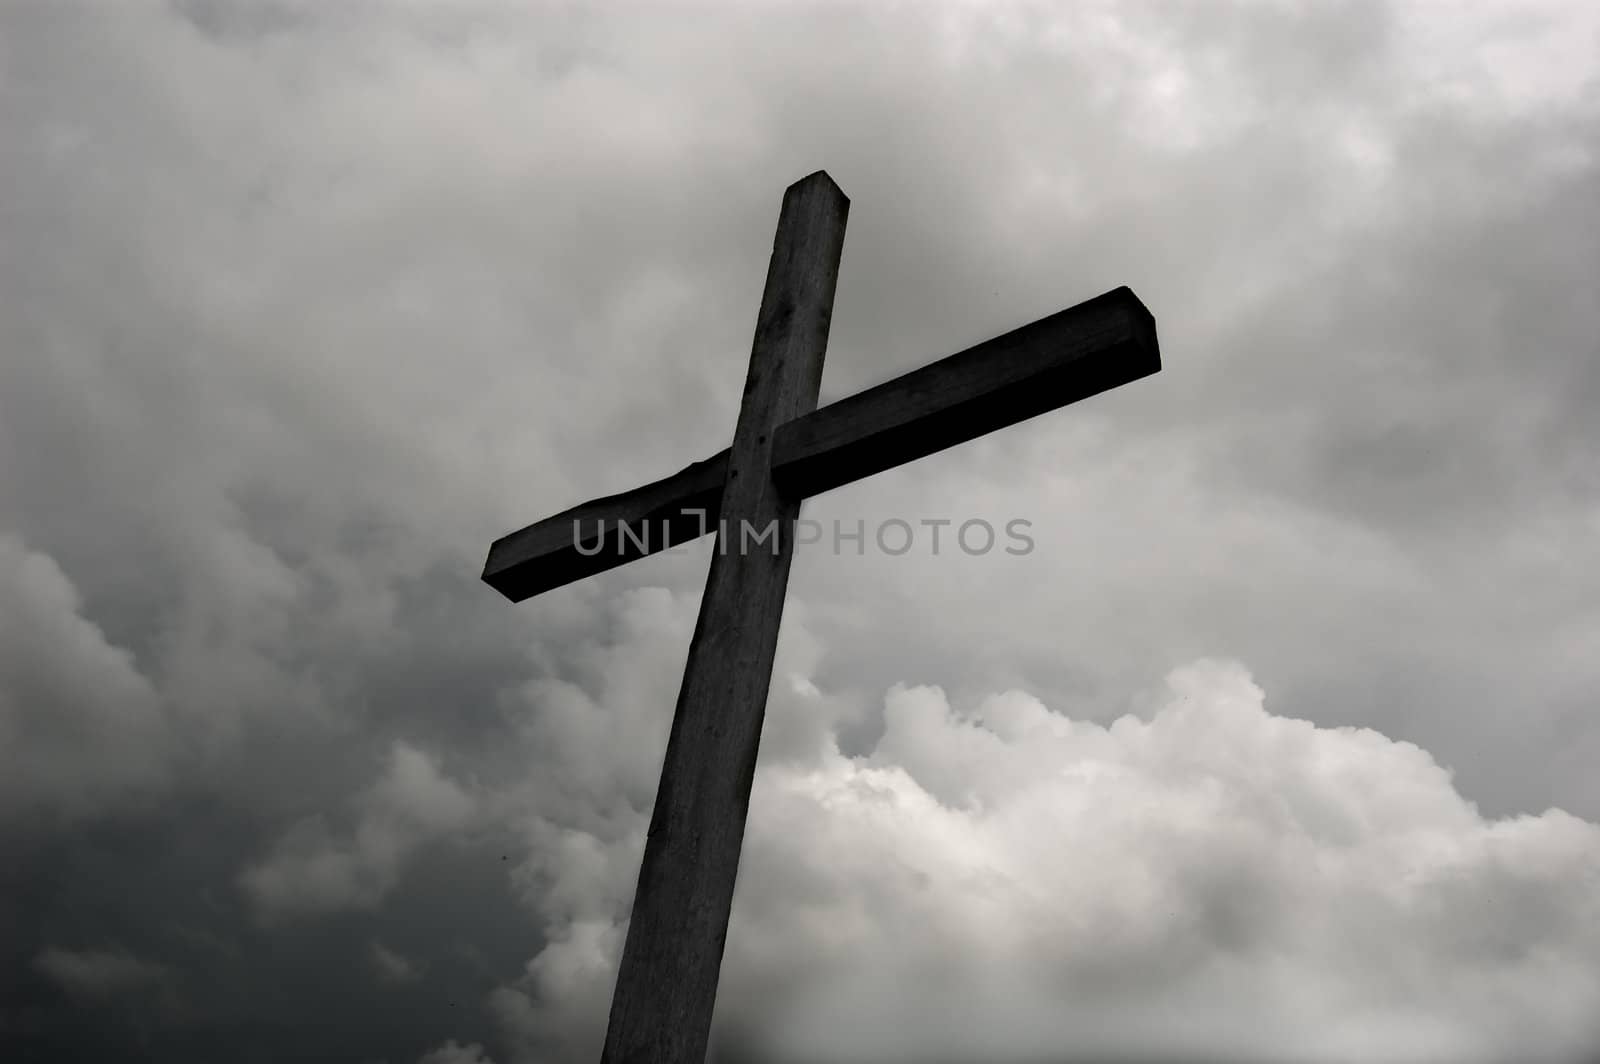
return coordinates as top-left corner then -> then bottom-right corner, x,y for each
483,171 -> 1160,1063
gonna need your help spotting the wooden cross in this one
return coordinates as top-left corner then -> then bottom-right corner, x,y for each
483,171 -> 1160,1063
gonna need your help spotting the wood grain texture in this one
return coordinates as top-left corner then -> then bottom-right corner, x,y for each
481,453 -> 727,602
772,285 -> 1158,497
598,171 -> 849,1064
481,286 -> 1158,602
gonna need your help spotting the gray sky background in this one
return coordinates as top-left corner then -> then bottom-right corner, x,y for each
2,2 -> 1598,1062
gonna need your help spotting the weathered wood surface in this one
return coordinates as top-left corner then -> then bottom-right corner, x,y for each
482,453 -> 727,602
772,285 -> 1158,497
482,286 -> 1158,602
598,171 -> 849,1064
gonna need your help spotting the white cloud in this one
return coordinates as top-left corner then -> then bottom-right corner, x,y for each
487,919 -> 622,1064
372,941 -> 425,984
0,535 -> 168,821
494,654 -> 1600,1063
241,741 -> 477,919
417,1039 -> 496,1064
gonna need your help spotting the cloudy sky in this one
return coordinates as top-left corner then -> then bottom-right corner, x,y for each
3,1 -> 1598,1062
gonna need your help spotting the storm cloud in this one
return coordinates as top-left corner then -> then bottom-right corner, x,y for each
2,1 -> 1597,1062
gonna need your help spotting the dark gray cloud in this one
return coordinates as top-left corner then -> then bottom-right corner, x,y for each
2,1 -> 1597,1062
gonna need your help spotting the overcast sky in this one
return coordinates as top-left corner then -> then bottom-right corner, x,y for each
3,2 -> 1598,1062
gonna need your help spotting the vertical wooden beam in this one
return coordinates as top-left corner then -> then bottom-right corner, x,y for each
599,172 -> 850,1064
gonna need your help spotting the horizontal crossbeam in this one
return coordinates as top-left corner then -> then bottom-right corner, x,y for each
483,285 -> 1158,602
